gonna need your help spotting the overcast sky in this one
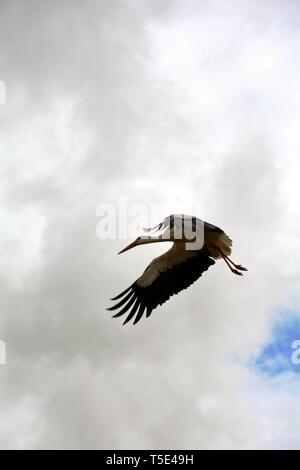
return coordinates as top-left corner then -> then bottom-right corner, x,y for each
0,0 -> 300,449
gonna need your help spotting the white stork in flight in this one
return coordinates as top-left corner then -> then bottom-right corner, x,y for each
107,214 -> 247,325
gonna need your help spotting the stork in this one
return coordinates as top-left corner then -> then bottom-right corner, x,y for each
107,214 -> 247,325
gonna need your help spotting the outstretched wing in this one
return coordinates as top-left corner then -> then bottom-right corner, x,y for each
107,245 -> 215,325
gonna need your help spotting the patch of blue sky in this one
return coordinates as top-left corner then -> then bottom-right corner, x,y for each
254,313 -> 300,377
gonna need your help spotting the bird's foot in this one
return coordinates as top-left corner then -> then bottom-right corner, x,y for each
234,264 -> 248,271
232,268 -> 243,276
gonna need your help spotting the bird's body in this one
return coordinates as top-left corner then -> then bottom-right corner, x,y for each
107,215 -> 247,325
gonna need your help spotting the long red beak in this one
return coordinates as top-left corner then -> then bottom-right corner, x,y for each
118,239 -> 139,254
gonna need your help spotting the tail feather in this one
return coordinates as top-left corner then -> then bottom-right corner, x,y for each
205,230 -> 232,259
219,232 -> 232,256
